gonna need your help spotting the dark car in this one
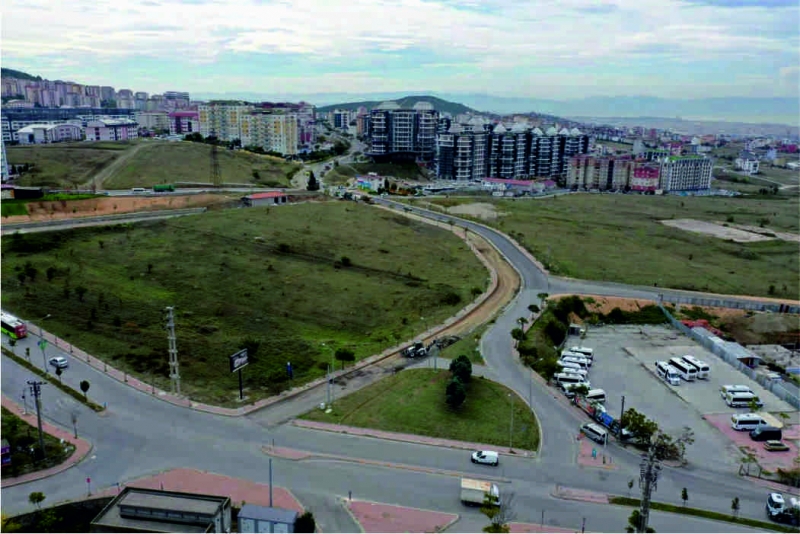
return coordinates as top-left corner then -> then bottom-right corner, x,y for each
750,426 -> 782,442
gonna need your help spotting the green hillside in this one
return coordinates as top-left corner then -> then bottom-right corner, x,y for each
1,68 -> 42,81
317,95 -> 476,116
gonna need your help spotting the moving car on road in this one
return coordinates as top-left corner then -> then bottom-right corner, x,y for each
471,450 -> 499,466
48,356 -> 68,369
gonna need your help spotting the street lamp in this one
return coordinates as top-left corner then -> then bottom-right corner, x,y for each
508,393 -> 514,451
38,314 -> 51,373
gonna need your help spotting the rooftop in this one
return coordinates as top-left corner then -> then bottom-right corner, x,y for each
246,192 -> 287,199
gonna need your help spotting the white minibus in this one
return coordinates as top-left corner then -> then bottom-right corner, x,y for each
669,357 -> 697,382
585,389 -> 606,403
559,356 -> 589,370
655,361 -> 681,386
680,355 -> 710,379
569,346 -> 594,358
730,413 -> 768,431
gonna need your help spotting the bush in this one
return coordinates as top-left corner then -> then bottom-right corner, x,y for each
450,355 -> 472,383
544,320 -> 566,346
446,377 -> 466,408
294,511 -> 316,533
441,291 -> 462,306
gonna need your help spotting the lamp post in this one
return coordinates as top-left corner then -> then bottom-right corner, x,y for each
508,393 -> 514,451
38,314 -> 51,373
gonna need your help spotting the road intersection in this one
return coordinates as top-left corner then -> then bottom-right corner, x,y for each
1,197 -> 795,532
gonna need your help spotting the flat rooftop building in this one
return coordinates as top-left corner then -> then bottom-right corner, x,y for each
90,487 -> 231,533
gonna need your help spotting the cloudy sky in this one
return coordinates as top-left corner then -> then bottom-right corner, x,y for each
2,0 -> 798,100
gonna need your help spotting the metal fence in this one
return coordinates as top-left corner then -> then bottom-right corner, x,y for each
658,304 -> 800,410
660,294 -> 800,315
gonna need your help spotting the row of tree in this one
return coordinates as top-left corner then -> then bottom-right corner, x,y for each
445,355 -> 472,408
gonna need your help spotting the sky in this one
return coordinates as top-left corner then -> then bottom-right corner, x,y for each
2,0 -> 799,100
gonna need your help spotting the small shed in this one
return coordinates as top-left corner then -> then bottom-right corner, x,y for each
241,192 -> 288,207
237,504 -> 298,533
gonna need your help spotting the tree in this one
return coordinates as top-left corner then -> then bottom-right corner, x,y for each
307,171 -> 320,191
46,266 -> 56,282
481,491 -> 515,533
731,497 -> 740,519
527,304 -> 540,315
80,380 -> 90,400
625,509 -> 656,533
681,487 -> 688,507
621,408 -> 658,446
28,491 -> 45,510
24,262 -> 38,282
75,286 -> 87,302
294,511 -> 316,533
449,355 -> 472,383
334,348 -> 355,368
510,328 -> 525,347
516,317 -> 528,330
17,272 -> 25,285
446,377 -> 466,408
537,292 -> 549,306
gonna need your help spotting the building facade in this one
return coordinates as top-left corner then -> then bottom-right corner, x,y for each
168,111 -> 199,136
17,123 -> 83,144
198,102 -> 253,140
566,154 -> 633,190
133,111 -> 170,131
368,101 -> 439,162
85,118 -> 139,141
658,156 -> 713,191
241,111 -> 299,155
630,162 -> 660,192
735,151 -> 760,175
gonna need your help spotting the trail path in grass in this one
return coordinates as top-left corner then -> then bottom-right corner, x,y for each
82,142 -> 154,189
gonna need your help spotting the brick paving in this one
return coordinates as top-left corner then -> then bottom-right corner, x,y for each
551,485 -> 609,505
704,413 -> 799,472
576,436 -> 618,470
510,522 -> 580,533
293,419 -> 537,457
93,468 -> 304,511
346,500 -> 458,533
1,394 -> 93,488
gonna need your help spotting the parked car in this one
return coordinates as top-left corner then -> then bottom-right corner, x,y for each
764,440 -> 790,452
751,426 -> 782,442
471,450 -> 499,466
48,356 -> 68,369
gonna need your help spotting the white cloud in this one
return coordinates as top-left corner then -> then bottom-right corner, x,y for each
2,0 -> 798,96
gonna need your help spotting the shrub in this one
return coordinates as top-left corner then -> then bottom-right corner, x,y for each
544,320 -> 566,346
446,377 -> 466,408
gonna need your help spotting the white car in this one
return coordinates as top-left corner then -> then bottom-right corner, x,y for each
471,450 -> 499,466
48,356 -> 68,369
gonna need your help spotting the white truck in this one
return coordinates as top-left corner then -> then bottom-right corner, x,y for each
460,478 -> 500,507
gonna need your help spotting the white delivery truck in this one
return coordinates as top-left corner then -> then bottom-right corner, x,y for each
460,478 -> 500,507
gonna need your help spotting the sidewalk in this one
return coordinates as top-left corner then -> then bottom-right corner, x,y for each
1,394 -> 93,488
293,419 -> 537,457
551,485 -> 609,505
345,499 -> 459,533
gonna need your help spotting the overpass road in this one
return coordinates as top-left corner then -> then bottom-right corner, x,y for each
1,198 -> 792,532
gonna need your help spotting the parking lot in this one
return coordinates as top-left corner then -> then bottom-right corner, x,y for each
567,324 -> 797,474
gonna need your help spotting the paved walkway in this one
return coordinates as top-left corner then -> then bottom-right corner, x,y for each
510,522 -> 583,533
576,435 -> 618,470
92,468 -> 304,511
1,394 -> 93,488
551,485 -> 609,505
293,419 -> 537,457
346,499 -> 459,533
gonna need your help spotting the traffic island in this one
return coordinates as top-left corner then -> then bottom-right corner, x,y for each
345,499 -> 458,533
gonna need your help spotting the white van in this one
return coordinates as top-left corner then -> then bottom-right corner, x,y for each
726,391 -> 763,408
554,373 -> 589,388
655,361 -> 681,386
562,350 -> 592,362
580,422 -> 608,444
669,357 -> 698,382
131,187 -> 148,194
556,362 -> 588,378
560,355 -> 591,369
585,389 -> 606,403
680,355 -> 710,379
570,346 -> 594,358
720,385 -> 752,399
731,413 -> 768,431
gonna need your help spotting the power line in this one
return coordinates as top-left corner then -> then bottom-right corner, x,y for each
27,380 -> 46,460
165,306 -> 181,395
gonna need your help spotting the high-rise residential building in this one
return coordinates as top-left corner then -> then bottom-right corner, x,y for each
168,111 -> 199,136
0,136 -> 9,182
241,111 -> 298,155
101,86 -> 116,102
566,154 -> 633,190
630,162 -> 660,192
435,121 -> 589,181
367,101 -> 439,163
658,156 -> 713,191
198,102 -> 253,140
134,111 -> 170,131
116,89 -> 135,109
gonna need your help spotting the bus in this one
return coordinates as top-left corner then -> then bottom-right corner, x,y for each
1,312 -> 27,339
669,357 -> 698,382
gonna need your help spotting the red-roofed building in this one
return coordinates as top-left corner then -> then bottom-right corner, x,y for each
241,191 -> 288,207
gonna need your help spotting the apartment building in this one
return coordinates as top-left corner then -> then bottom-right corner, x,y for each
566,154 -> 633,190
630,163 -> 660,192
658,156 -> 713,191
134,111 -> 170,131
85,118 -> 138,141
169,111 -> 199,136
735,151 -> 760,175
17,123 -> 83,144
198,102 -> 253,140
241,112 -> 299,155
368,101 -> 439,162
1,137 -> 9,182
436,121 -> 588,181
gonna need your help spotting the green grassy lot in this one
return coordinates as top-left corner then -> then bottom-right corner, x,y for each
755,165 -> 800,187
438,324 -> 489,364
419,194 -> 799,299
300,369 -> 539,451
334,162 -> 426,181
1,202 -> 487,407
105,142 -> 300,189
1,407 -> 75,479
8,142 -> 132,188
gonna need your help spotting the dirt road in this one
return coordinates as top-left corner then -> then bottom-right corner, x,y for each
82,142 -> 153,189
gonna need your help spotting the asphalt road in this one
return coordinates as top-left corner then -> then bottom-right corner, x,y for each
1,196 -> 792,532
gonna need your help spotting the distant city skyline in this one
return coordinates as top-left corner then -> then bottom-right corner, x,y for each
3,0 -> 798,102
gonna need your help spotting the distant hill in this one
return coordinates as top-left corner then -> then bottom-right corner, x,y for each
1,68 -> 42,81
316,95 -> 476,116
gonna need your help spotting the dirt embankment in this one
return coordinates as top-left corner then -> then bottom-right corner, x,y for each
3,195 -> 235,224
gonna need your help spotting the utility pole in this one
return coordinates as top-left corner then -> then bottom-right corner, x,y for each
209,129 -> 221,187
509,393 -> 514,451
27,380 -> 46,460
620,395 -> 626,433
326,364 -> 331,406
638,438 -> 662,533
165,307 -> 181,395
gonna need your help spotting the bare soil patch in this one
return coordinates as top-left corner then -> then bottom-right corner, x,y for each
447,202 -> 505,221
3,194 -> 235,224
721,222 -> 800,243
661,218 -> 776,242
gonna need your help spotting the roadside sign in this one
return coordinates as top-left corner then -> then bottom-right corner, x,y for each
37,339 -> 48,350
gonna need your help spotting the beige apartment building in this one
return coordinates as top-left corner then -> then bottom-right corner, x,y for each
567,155 -> 634,190
241,112 -> 299,156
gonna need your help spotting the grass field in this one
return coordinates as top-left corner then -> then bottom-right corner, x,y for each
1,202 -> 488,406
419,194 -> 799,299
8,142 -> 132,188
8,141 -> 301,190
333,162 -> 426,181
104,142 -> 300,189
438,323 -> 489,364
300,369 -> 539,451
1,407 -> 75,479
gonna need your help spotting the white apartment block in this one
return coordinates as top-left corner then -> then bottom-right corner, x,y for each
658,156 -> 713,191
17,123 -> 83,144
241,112 -> 298,155
85,119 -> 139,142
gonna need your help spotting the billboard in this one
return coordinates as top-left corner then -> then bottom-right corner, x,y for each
229,349 -> 249,373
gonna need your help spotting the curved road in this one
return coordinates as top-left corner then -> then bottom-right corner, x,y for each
1,197 -> 792,532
